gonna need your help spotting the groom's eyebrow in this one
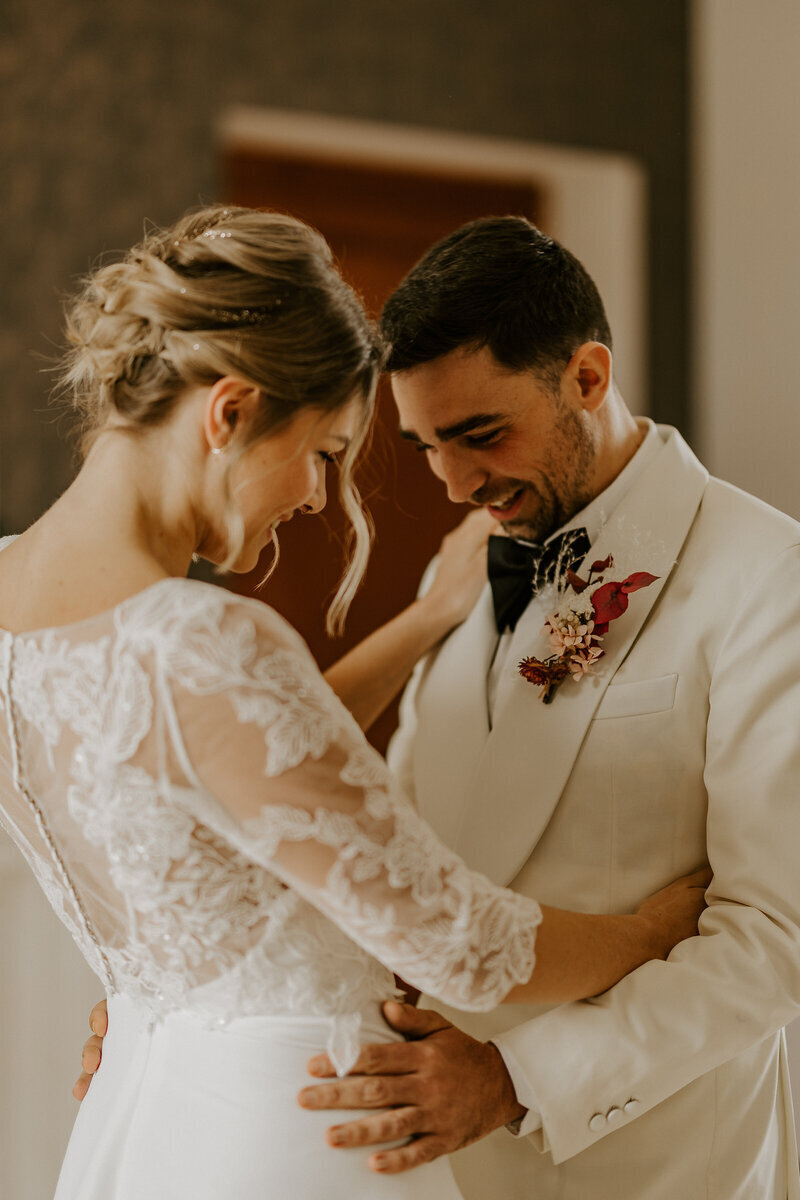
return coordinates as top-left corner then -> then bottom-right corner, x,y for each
398,412 -> 508,444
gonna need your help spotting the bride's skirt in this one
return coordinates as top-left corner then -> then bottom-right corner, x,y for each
55,995 -> 462,1199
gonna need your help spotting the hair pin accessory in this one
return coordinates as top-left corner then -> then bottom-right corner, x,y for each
208,302 -> 282,327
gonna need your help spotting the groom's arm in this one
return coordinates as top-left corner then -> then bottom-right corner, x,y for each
298,869 -> 709,1169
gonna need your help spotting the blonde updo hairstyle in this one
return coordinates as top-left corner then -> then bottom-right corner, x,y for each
60,205 -> 382,633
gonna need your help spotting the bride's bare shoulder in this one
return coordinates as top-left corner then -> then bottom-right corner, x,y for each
0,532 -> 172,636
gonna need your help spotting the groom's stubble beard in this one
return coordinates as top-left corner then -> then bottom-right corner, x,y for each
474,396 -> 597,544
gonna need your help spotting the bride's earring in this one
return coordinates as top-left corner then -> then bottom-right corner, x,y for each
211,420 -> 232,457
211,426 -> 229,456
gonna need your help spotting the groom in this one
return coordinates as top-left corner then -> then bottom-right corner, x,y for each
298,217 -> 800,1199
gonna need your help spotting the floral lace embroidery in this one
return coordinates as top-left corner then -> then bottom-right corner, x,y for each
0,579 -> 541,1069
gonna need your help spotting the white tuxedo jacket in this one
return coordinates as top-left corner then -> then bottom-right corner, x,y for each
388,426 -> 800,1200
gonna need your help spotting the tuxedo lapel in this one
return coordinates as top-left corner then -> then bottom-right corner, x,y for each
454,427 -> 710,886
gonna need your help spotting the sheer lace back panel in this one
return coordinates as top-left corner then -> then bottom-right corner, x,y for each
0,571 -> 541,1070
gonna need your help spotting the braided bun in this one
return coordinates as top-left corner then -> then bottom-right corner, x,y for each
61,204 -> 381,448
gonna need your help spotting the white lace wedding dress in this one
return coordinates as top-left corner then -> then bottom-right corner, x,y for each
0,553 -> 541,1198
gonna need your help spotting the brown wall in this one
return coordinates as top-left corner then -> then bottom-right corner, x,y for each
0,0 -> 690,536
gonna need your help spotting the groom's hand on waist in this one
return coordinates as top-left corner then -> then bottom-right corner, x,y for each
297,1002 -> 526,1174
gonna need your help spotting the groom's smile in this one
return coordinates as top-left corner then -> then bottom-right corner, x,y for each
392,344 -> 598,544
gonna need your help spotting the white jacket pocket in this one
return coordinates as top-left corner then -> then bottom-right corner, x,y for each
594,673 -> 678,720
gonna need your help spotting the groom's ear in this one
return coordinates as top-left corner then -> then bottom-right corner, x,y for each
564,342 -> 613,413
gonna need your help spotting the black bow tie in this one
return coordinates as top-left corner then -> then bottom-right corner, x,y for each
487,527 -> 591,634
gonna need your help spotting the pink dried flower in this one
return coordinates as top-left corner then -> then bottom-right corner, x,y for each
565,642 -> 605,678
544,613 -> 597,656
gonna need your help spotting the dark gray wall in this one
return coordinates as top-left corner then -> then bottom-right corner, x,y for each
0,0 -> 689,532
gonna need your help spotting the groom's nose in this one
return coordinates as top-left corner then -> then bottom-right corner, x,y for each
431,446 -> 488,505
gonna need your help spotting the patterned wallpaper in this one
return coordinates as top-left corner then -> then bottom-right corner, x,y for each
0,0 -> 689,533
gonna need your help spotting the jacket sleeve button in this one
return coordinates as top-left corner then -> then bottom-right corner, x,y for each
623,1099 -> 642,1115
588,1113 -> 607,1132
606,1106 -> 624,1124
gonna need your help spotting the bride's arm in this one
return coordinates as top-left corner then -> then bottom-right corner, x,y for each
396,868 -> 709,1008
323,509 -> 492,731
505,870 -> 710,1004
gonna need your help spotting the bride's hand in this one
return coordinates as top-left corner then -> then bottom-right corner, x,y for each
420,508 -> 494,630
635,866 -> 712,960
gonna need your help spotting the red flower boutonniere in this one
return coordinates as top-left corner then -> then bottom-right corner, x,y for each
518,555 -> 659,703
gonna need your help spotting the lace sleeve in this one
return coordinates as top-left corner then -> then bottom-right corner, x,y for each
157,591 -> 541,1013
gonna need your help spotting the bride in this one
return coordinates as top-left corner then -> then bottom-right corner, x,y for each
0,205 -> 706,1199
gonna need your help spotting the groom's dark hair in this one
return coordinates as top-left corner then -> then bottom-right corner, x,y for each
380,216 -> 612,389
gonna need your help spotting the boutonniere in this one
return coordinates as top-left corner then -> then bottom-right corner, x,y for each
518,555 -> 659,703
